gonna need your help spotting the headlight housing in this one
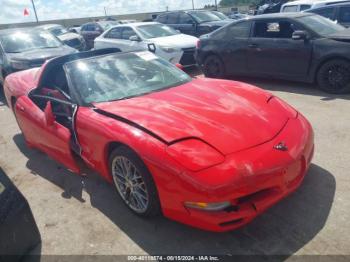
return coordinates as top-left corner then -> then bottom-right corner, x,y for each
10,60 -> 30,70
159,45 -> 180,53
166,139 -> 224,171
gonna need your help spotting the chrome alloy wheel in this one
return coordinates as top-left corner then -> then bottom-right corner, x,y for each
111,156 -> 149,213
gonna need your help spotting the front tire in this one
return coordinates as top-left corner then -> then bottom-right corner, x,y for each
317,59 -> 350,94
203,55 -> 225,78
109,146 -> 161,217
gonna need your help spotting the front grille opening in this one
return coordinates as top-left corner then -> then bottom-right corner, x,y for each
219,218 -> 244,227
237,188 -> 277,205
224,205 -> 239,213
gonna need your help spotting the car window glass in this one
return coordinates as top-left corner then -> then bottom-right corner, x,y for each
105,27 -> 122,39
179,13 -> 193,24
167,13 -> 179,24
121,27 -> 136,40
339,7 -> 350,23
65,52 -> 192,104
297,14 -> 344,36
313,7 -> 335,19
157,15 -> 167,23
137,24 -> 179,39
0,31 -> 62,53
300,5 -> 312,11
253,20 -> 296,38
227,21 -> 252,38
85,24 -> 95,31
282,5 -> 298,12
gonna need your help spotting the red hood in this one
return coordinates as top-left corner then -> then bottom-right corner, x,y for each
94,78 -> 289,155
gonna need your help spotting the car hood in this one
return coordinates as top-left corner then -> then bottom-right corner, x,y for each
93,78 -> 290,155
147,34 -> 198,49
328,28 -> 350,41
7,46 -> 76,62
58,32 -> 81,41
199,20 -> 231,27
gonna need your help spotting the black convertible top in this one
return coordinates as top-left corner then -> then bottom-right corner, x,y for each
37,48 -> 121,88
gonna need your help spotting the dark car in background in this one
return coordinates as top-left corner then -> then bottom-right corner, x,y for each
0,28 -> 76,85
155,10 -> 231,37
196,13 -> 350,94
80,21 -> 120,49
306,3 -> 350,27
37,24 -> 86,50
211,11 -> 232,20
228,12 -> 249,20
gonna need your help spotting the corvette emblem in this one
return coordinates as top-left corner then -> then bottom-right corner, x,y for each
274,142 -> 288,151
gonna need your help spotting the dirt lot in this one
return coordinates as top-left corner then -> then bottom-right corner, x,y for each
0,71 -> 350,258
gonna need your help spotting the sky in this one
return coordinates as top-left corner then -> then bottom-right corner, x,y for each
0,0 -> 217,24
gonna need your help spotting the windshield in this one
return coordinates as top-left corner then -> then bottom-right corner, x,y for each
188,11 -> 221,23
297,14 -> 345,36
65,52 -> 192,104
212,11 -> 229,20
136,24 -> 180,39
0,31 -> 62,53
49,26 -> 68,36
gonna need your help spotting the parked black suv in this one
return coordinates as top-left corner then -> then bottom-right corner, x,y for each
196,13 -> 350,94
306,3 -> 350,27
155,10 -> 231,37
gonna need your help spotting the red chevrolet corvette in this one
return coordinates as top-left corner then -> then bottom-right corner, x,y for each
4,49 -> 314,232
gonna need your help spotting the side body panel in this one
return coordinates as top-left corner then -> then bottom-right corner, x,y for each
14,96 -> 80,173
3,68 -> 41,108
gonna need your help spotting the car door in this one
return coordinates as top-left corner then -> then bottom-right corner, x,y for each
247,19 -> 313,78
119,27 -> 143,52
218,20 -> 252,75
95,27 -> 123,49
14,94 -> 80,173
178,12 -> 197,36
338,6 -> 350,27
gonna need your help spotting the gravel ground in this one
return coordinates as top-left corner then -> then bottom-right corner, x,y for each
0,70 -> 349,259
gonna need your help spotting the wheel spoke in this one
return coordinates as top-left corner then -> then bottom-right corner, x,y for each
112,156 -> 149,213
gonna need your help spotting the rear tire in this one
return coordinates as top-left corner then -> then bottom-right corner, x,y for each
109,146 -> 161,217
317,59 -> 350,94
203,55 -> 225,78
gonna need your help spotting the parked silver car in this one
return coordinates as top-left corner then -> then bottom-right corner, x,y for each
37,24 -> 86,51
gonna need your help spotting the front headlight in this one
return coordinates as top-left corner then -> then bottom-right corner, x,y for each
166,139 -> 224,171
10,60 -> 30,70
159,45 -> 180,53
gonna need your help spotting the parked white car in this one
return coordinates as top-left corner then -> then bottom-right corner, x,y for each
281,0 -> 350,12
94,22 -> 199,66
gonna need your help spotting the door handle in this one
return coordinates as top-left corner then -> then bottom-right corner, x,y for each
248,43 -> 258,48
18,105 -> 25,112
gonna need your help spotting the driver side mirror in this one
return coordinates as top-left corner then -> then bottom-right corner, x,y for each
129,35 -> 141,41
292,30 -> 308,40
44,101 -> 55,127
